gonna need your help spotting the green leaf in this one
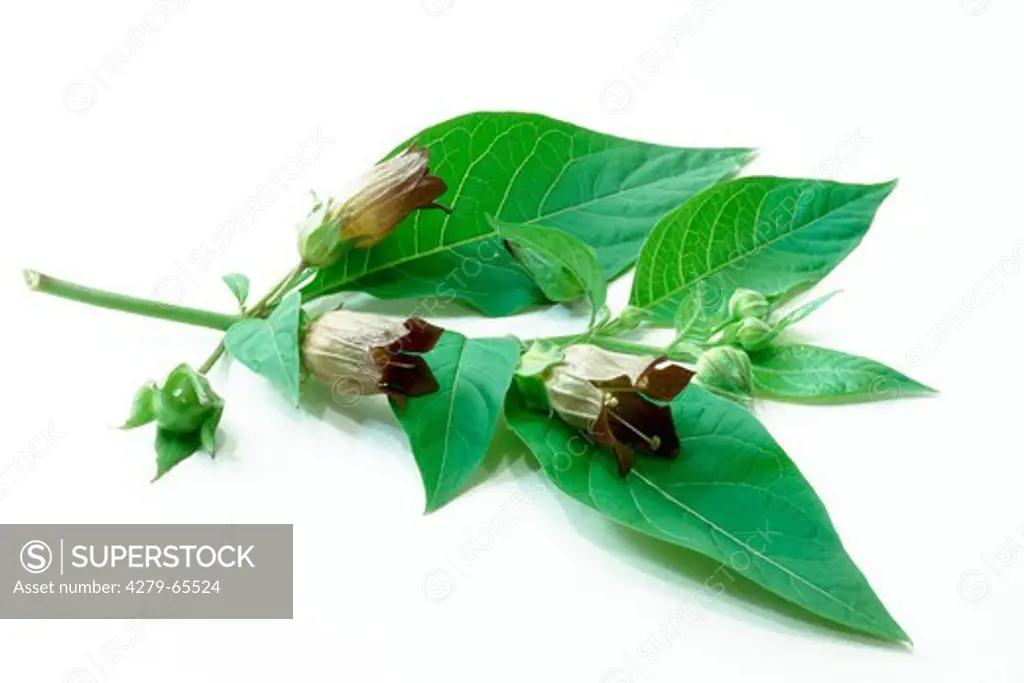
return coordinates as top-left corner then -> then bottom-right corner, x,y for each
303,111 -> 755,316
153,428 -> 202,481
674,280 -> 727,341
750,344 -> 936,403
223,290 -> 303,405
122,382 -> 157,430
504,383 -> 908,642
391,333 -> 521,512
630,177 -> 898,324
774,290 -> 840,330
490,217 -> 606,323
222,273 -> 250,309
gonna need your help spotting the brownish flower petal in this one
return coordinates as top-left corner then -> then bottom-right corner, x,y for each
608,392 -> 680,459
379,353 -> 439,400
385,317 -> 445,355
639,358 -> 695,402
590,408 -> 636,476
340,145 -> 450,248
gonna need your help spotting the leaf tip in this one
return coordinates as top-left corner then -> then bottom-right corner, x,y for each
737,148 -> 759,165
878,178 -> 899,195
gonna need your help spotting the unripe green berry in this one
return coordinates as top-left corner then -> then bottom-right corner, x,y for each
154,364 -> 221,434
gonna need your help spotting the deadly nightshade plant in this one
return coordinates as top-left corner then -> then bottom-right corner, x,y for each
24,111 -> 935,645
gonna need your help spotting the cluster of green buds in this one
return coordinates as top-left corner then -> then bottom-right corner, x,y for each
693,286 -> 837,403
517,342 -> 695,476
122,364 -> 225,480
297,145 -> 449,267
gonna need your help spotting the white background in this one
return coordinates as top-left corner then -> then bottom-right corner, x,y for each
1,0 -> 1021,680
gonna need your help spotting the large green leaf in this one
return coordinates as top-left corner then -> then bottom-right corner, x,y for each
630,177 -> 897,324
751,344 -> 935,403
223,290 -> 303,405
303,111 -> 755,316
504,383 -> 908,642
391,333 -> 521,512
489,217 -> 607,323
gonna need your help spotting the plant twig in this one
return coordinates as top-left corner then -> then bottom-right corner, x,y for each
24,270 -> 241,331
195,262 -> 309,375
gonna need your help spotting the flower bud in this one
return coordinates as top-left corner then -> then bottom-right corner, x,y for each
302,310 -> 444,407
298,145 -> 448,267
614,306 -> 651,332
735,316 -> 773,350
728,288 -> 770,321
540,344 -> 695,476
695,346 -> 753,397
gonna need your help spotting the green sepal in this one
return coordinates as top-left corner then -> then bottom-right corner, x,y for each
153,428 -> 203,482
513,340 -> 565,412
121,382 -> 158,430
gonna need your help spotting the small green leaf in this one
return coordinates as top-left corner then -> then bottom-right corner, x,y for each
153,428 -> 202,481
505,383 -> 909,642
222,273 -> 250,309
775,290 -> 841,330
390,333 -> 521,512
199,406 -> 222,455
122,382 -> 157,430
750,344 -> 936,403
490,217 -> 606,323
631,177 -> 898,324
224,290 -> 303,405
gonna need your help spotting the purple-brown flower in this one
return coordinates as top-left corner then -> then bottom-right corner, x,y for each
302,310 -> 444,408
298,145 -> 449,266
333,144 -> 448,246
544,344 -> 695,476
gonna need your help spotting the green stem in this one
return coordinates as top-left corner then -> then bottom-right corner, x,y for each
24,270 -> 241,331
195,262 -> 308,375
250,263 -> 308,316
538,333 -> 700,364
197,346 -> 227,375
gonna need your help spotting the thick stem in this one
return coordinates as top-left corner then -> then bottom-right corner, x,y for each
24,270 -> 241,331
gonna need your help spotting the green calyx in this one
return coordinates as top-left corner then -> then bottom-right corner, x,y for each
122,364 -> 225,480
296,199 -> 345,268
695,346 -> 753,402
514,341 -> 566,412
728,288 -> 770,321
155,364 -> 223,434
734,316 -> 774,350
